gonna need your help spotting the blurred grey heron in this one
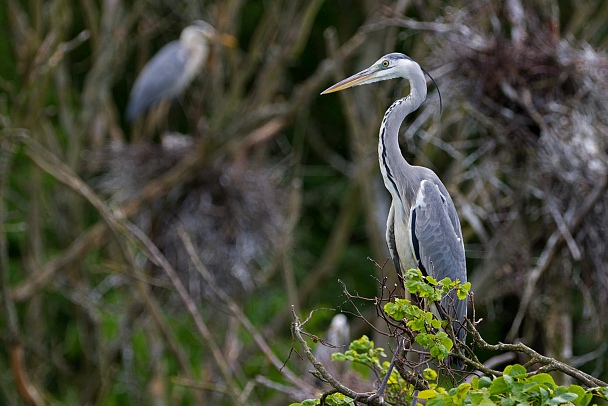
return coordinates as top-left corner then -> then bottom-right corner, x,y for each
322,53 -> 467,400
126,20 -> 236,122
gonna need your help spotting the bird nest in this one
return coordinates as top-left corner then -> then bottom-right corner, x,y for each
427,4 -> 608,325
95,137 -> 287,301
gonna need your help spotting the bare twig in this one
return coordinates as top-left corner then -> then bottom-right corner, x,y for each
178,228 -> 318,396
1,134 -> 44,406
291,306 -> 392,405
471,320 -> 608,387
507,175 -> 608,340
11,24 -> 367,304
11,139 -> 212,302
18,134 -> 245,403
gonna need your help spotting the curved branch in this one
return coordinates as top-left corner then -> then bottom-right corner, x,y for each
290,307 -> 393,406
507,175 -> 608,340
470,320 -> 607,388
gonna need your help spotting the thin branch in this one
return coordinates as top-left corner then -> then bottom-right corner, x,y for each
17,134 -> 245,403
507,175 -> 608,340
1,133 -> 44,406
11,20 -> 367,303
11,138 -> 212,302
471,320 -> 608,387
178,228 -> 318,396
291,306 -> 392,406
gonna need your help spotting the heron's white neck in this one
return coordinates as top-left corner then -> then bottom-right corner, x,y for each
377,74 -> 427,203
180,30 -> 209,88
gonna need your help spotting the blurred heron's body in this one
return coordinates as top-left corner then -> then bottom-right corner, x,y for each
126,22 -> 217,122
126,21 -> 235,140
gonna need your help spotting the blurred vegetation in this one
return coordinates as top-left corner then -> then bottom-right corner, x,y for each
0,0 -> 607,405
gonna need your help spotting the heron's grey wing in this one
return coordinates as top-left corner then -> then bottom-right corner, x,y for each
410,180 -> 467,342
386,202 -> 404,286
126,41 -> 190,121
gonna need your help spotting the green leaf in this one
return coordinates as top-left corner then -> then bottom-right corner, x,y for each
457,286 -> 468,300
527,373 -> 556,386
469,392 -> 494,406
427,397 -> 447,406
477,376 -> 492,389
452,383 -> 471,403
423,368 -> 438,381
331,353 -> 346,362
418,389 -> 438,399
547,393 -> 577,405
439,277 -> 452,287
289,400 -> 318,406
504,364 -> 527,378
431,319 -> 442,329
567,385 -> 592,406
490,377 -> 510,396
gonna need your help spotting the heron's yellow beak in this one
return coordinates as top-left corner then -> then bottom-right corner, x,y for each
321,66 -> 380,95
218,33 -> 238,48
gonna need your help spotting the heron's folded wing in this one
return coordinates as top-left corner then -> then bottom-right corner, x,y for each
410,180 -> 467,332
386,202 -> 404,285
126,42 -> 190,121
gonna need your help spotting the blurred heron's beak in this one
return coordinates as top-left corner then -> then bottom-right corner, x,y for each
218,33 -> 238,48
321,66 -> 380,95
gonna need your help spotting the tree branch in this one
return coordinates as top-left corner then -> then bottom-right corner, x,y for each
471,320 -> 607,387
291,306 -> 393,406
507,175 -> 608,340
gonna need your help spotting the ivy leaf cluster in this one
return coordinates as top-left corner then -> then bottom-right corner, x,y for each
417,364 -> 607,406
383,269 -> 471,361
330,335 -> 386,370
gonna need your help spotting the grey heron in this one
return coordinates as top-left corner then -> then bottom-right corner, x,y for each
322,53 -> 467,399
126,20 -> 236,122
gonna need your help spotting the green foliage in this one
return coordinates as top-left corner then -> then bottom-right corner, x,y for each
331,335 -> 386,369
299,274 -> 608,405
292,392 -> 355,406
328,335 -> 415,404
416,364 -> 607,406
289,392 -> 355,406
403,269 -> 471,302
384,269 -> 470,361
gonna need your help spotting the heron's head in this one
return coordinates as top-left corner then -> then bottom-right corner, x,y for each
321,53 -> 441,110
181,20 -> 237,48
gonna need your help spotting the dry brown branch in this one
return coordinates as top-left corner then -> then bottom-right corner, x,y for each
291,306 -> 391,406
1,135 -> 44,406
9,346 -> 44,406
178,228 -> 318,398
17,134 -> 245,403
11,24 -> 367,304
507,175 -> 608,340
470,320 -> 608,388
10,139 -> 211,302
232,117 -> 288,168
135,280 -> 195,381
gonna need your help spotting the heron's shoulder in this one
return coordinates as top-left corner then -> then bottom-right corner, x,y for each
410,166 -> 443,184
409,168 -> 456,205
151,41 -> 188,59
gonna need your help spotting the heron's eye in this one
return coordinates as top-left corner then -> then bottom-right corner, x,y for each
381,60 -> 389,67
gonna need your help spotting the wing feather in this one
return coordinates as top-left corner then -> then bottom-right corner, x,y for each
410,180 -> 467,346
126,42 -> 191,121
386,203 -> 404,286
